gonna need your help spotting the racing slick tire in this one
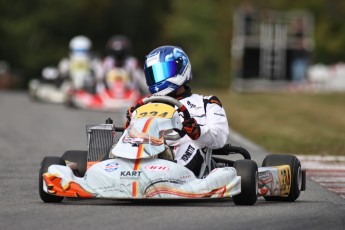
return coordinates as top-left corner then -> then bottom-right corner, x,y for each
233,159 -> 258,205
64,91 -> 77,108
61,150 -> 87,177
262,154 -> 302,202
39,156 -> 66,203
28,80 -> 40,101
65,97 -> 76,108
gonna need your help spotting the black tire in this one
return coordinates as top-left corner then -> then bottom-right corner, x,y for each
65,98 -> 76,108
233,159 -> 258,205
28,91 -> 38,101
61,150 -> 87,177
262,154 -> 302,202
39,156 -> 66,203
64,92 -> 77,108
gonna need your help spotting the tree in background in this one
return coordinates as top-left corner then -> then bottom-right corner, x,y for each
1,0 -> 345,88
163,0 -> 233,88
0,0 -> 171,87
164,0 -> 345,87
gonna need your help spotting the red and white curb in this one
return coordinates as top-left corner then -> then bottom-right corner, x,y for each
297,155 -> 345,199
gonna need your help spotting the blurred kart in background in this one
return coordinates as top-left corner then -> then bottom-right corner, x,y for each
28,67 -> 71,104
65,68 -> 142,111
39,96 -> 306,205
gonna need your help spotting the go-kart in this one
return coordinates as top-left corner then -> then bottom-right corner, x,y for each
65,68 -> 141,111
39,95 -> 306,205
28,67 -> 71,104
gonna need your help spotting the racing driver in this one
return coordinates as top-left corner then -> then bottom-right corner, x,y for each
125,45 -> 229,176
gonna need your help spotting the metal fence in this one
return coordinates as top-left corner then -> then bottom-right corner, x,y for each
231,7 -> 314,91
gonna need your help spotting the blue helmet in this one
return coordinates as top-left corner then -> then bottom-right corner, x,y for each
144,46 -> 192,95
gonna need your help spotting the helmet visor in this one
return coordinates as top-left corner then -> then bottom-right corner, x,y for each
145,61 -> 181,86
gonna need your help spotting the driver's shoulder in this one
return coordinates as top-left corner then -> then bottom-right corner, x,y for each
179,94 -> 205,111
202,95 -> 223,108
179,93 -> 223,107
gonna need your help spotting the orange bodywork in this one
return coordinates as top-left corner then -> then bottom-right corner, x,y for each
43,173 -> 95,198
87,161 -> 98,170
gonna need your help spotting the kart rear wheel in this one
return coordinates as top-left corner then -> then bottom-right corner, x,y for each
64,91 -> 76,108
39,156 -> 65,203
233,159 -> 258,205
61,150 -> 87,177
262,154 -> 302,202
65,97 -> 76,108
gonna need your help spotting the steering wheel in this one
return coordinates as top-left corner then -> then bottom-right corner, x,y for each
114,96 -> 190,135
134,95 -> 191,120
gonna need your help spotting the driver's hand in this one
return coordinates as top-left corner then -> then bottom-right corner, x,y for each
124,106 -> 135,129
182,118 -> 201,140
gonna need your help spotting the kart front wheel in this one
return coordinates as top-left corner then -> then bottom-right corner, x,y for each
262,154 -> 303,202
233,159 -> 258,205
61,150 -> 87,177
39,156 -> 66,203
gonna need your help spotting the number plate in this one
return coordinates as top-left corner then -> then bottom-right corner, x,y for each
134,103 -> 176,119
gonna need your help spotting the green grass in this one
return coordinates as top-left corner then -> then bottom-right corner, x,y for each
197,88 -> 345,155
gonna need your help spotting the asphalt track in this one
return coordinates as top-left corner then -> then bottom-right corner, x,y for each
0,91 -> 344,230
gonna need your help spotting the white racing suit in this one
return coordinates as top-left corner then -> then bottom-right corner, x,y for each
166,87 -> 230,176
58,54 -> 100,90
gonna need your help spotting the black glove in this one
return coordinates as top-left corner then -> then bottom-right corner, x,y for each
177,118 -> 201,140
124,106 -> 135,129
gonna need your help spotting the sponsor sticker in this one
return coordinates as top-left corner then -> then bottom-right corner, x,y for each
259,170 -> 273,184
181,145 -> 195,162
258,170 -> 274,196
276,165 -> 291,196
145,165 -> 169,172
187,100 -> 196,108
180,174 -> 192,180
104,162 -> 119,172
146,52 -> 160,67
